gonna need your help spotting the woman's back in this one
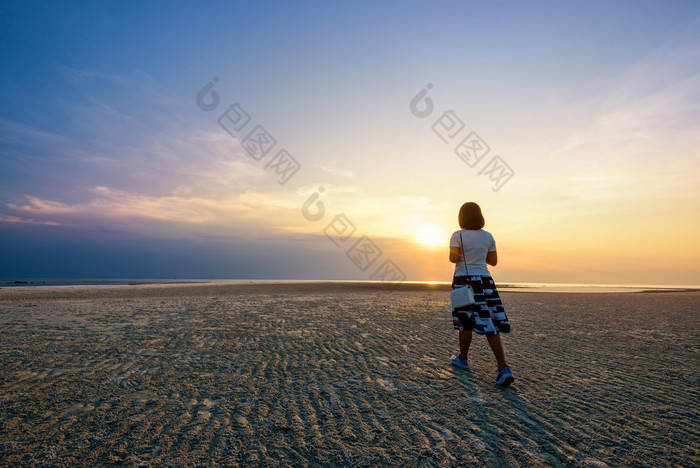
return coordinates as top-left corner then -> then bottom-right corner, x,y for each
450,228 -> 495,276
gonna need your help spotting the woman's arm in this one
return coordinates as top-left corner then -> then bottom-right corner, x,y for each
449,246 -> 461,263
486,250 -> 498,266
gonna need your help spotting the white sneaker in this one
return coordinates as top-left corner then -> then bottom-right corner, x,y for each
495,366 -> 514,386
451,356 -> 470,369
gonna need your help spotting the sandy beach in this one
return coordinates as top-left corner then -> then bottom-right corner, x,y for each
0,283 -> 698,467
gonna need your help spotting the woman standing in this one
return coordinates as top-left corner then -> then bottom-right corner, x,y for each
449,202 -> 514,387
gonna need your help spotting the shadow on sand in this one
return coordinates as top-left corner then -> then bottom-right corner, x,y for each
451,367 -> 566,466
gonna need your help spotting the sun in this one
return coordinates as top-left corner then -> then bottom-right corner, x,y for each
415,225 -> 444,247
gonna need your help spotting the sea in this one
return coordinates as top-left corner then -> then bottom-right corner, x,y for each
1,278 -> 698,293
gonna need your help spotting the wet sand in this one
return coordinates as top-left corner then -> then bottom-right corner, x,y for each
1,283 -> 698,466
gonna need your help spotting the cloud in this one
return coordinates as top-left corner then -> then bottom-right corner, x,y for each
2,179 -> 447,246
7,196 -> 80,215
0,214 -> 60,226
513,34 -> 700,236
315,163 -> 355,179
0,117 -> 71,147
2,65 -> 447,245
552,38 -> 700,166
7,187 -> 262,228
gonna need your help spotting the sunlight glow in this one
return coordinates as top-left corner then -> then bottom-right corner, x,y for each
415,225 -> 444,247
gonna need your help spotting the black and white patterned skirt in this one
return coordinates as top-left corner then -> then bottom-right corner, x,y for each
452,275 -> 510,335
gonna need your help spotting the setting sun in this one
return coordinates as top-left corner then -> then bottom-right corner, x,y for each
415,225 -> 445,247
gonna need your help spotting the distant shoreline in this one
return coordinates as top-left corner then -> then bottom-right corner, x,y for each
2,278 -> 698,287
2,278 -> 699,292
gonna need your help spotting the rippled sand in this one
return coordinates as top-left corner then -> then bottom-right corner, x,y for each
1,283 -> 698,466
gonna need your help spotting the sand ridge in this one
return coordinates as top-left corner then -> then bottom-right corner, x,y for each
1,285 -> 698,466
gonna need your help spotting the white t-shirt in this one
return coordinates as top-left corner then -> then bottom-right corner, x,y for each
450,229 -> 496,277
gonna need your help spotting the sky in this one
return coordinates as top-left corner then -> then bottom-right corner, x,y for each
1,0 -> 699,285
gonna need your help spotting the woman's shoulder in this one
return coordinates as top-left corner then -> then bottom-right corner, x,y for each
463,228 -> 491,235
468,229 -> 495,243
453,228 -> 494,239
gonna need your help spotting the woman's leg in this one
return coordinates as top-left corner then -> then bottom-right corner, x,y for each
458,329 -> 472,360
486,333 -> 507,370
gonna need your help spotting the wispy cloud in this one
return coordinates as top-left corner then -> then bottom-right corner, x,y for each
315,163 -> 356,179
6,187 -> 263,229
552,38 -> 700,167
2,179 -> 446,245
0,117 -> 71,147
0,213 -> 60,226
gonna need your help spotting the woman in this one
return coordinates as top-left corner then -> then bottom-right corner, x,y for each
449,202 -> 514,386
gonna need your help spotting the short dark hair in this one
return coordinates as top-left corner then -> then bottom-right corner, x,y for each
458,202 -> 485,230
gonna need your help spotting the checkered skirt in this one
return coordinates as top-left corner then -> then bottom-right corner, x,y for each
452,275 -> 510,335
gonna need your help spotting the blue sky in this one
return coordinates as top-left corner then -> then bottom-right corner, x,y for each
1,1 -> 700,283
